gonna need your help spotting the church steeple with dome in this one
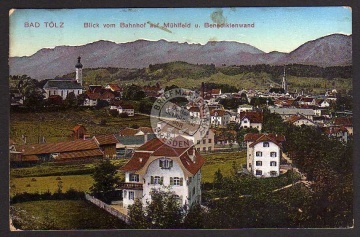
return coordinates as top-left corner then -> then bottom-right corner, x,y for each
75,56 -> 83,86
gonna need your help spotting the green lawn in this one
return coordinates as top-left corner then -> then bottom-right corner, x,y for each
10,159 -> 127,178
10,174 -> 94,197
11,200 -> 128,230
10,160 -> 126,197
201,151 -> 246,183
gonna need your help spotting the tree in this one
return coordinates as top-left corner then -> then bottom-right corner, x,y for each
146,189 -> 184,228
128,189 -> 185,229
64,92 -> 77,108
122,84 -> 146,101
128,199 -> 148,229
183,203 -> 204,228
90,160 -> 119,200
17,75 -> 45,109
213,168 -> 223,189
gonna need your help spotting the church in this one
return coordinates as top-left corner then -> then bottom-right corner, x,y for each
43,57 -> 84,100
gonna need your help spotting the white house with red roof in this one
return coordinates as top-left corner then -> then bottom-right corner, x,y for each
118,137 -> 205,208
285,114 -> 317,127
244,133 -> 285,178
238,111 -> 263,131
210,109 -> 231,127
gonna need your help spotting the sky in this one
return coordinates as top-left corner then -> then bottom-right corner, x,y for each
9,7 -> 352,57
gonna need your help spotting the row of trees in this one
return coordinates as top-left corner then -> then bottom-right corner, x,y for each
218,64 -> 352,80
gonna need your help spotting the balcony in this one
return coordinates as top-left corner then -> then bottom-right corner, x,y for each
116,182 -> 143,190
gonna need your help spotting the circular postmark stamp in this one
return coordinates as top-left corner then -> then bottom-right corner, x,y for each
150,88 -> 210,148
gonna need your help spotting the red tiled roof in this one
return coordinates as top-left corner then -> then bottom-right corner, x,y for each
73,124 -> 86,132
189,107 -> 200,112
300,97 -> 314,103
120,151 -> 152,171
94,134 -> 119,145
119,104 -> 134,110
86,92 -> 101,100
323,126 -> 348,135
240,111 -> 263,123
88,85 -> 103,93
56,149 -> 103,160
138,137 -> 189,157
138,127 -> 153,134
333,117 -> 352,127
16,139 -> 99,155
179,150 -> 205,175
18,155 -> 40,162
119,128 -> 140,136
210,109 -> 227,116
209,89 -> 221,94
121,140 -> 205,175
285,114 -> 310,124
107,84 -> 122,92
99,91 -> 115,100
137,137 -> 164,151
244,133 -> 285,148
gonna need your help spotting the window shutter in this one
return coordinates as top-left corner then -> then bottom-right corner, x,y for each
151,176 -> 154,184
170,177 -> 174,185
170,160 -> 173,168
159,160 -> 163,168
180,178 -> 183,186
160,176 -> 163,185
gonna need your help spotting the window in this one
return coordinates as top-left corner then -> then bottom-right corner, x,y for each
270,171 -> 278,177
129,191 -> 134,200
203,147 -> 206,151
206,131 -> 209,135
197,140 -> 200,144
151,176 -> 163,185
208,139 -> 212,143
256,151 -> 262,157
263,142 -> 269,147
159,159 -> 173,169
123,190 -> 127,198
270,152 -> 277,157
130,174 -> 139,182
203,139 -> 206,144
170,177 -> 183,186
193,187 -> 196,195
243,120 -> 248,123
256,170 -> 262,176
256,161 -> 262,166
270,161 -> 277,166
208,146 -> 212,151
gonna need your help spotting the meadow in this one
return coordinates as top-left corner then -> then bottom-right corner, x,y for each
11,200 -> 128,230
10,109 -> 151,144
10,151 -> 244,196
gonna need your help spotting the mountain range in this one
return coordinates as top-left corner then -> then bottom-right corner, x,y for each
9,34 -> 352,80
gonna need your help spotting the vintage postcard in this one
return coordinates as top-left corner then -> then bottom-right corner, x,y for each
8,7 -> 353,230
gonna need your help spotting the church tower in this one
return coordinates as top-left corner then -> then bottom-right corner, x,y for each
281,66 -> 288,94
75,56 -> 83,86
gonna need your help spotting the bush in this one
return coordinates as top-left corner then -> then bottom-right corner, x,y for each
10,189 -> 85,204
119,113 -> 129,118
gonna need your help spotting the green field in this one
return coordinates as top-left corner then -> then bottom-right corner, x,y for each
10,109 -> 150,144
11,200 -> 128,230
201,151 -> 246,183
10,174 -> 93,197
10,152 -> 244,196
